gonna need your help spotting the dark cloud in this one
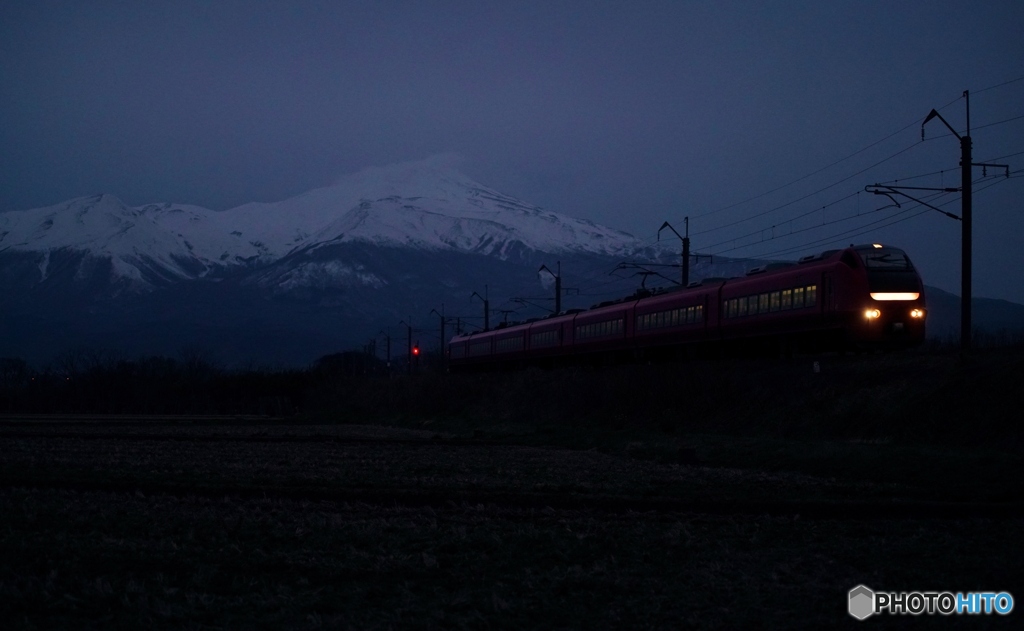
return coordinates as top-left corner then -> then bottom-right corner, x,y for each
2,0 -> 1022,301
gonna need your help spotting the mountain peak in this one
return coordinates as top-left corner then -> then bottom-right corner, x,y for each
329,153 -> 471,196
2,157 -> 650,283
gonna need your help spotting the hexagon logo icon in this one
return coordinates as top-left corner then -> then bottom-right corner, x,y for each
848,585 -> 875,620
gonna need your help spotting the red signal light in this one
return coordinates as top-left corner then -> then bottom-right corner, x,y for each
412,346 -> 420,356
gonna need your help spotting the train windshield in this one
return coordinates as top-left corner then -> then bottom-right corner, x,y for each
855,246 -> 922,296
857,246 -> 914,270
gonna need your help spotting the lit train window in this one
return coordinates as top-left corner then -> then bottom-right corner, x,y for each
781,289 -> 793,310
806,285 -> 817,307
576,318 -> 622,339
639,307 -> 701,329
531,330 -> 558,347
770,292 -> 781,312
793,286 -> 805,308
758,293 -> 769,313
496,337 -> 524,353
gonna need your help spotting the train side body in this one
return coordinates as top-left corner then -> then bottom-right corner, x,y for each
447,245 -> 926,370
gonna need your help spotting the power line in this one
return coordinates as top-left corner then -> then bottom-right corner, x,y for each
737,174 -> 1016,260
701,191 -> 861,252
972,75 -> 1024,95
979,149 -> 1024,162
677,84 -> 1011,232
873,149 -> 1022,186
692,140 -> 923,237
719,193 -> 944,258
690,95 -> 963,222
749,204 -> 935,260
719,179 -> 974,258
876,167 -> 957,186
971,113 -> 1024,132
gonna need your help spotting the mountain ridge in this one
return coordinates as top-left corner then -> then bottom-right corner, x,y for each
1,157 -> 653,288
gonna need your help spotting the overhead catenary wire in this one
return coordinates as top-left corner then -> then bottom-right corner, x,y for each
736,174 -> 1017,260
971,75 -> 1024,96
678,84 -> 1018,241
744,195 -> 953,260
719,172 -> 998,258
688,93 -> 966,224
979,149 -> 1024,163
672,82 -> 1017,236
689,88 -> 1020,258
717,192 -> 945,258
690,94 -> 964,222
691,141 -> 924,237
970,113 -> 1024,132
874,150 -> 1023,186
876,167 -> 958,186
700,191 -> 862,252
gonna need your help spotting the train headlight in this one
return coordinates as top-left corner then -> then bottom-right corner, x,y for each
910,308 -> 925,319
870,292 -> 920,301
864,308 -> 881,320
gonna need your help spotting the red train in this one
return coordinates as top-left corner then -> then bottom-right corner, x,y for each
448,244 -> 926,369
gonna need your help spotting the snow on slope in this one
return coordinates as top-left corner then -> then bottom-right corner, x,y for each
1,156 -> 652,285
0,194 -> 204,282
181,155 -> 647,259
297,158 -> 645,257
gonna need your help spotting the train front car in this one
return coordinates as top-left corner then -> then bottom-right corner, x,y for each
849,244 -> 927,348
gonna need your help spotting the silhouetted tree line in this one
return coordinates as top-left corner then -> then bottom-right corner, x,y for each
0,349 -> 391,415
3,339 -> 1021,449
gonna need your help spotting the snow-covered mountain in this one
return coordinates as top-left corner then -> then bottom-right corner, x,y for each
1,156 -> 651,288
0,156 -> 792,365
0,194 -> 206,284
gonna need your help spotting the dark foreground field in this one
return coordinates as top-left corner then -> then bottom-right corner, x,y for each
1,348 -> 1022,629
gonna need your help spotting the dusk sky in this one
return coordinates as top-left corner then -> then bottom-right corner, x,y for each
2,1 -> 1022,302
